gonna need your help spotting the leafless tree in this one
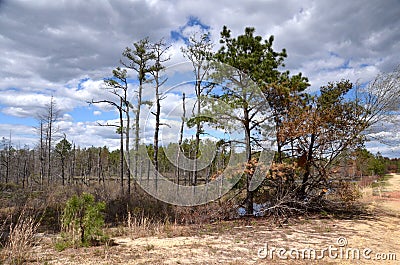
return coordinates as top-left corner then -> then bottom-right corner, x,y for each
359,66 -> 400,140
35,96 -> 59,187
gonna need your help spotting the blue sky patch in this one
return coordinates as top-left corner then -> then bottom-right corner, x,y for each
170,16 -> 211,44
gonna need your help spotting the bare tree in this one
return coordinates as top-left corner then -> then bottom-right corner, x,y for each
39,120 -> 45,187
36,96 -> 59,187
45,96 -> 58,184
359,66 -> 400,138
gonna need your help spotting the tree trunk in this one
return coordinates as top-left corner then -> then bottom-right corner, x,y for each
243,107 -> 253,216
119,98 -> 124,193
124,79 -> 131,194
134,81 -> 142,190
176,93 -> 186,186
47,100 -> 53,185
70,144 -> 76,185
153,76 -> 160,191
40,121 -> 44,188
126,106 -> 131,194
299,133 -> 316,198
22,155 -> 27,188
97,148 -> 102,184
16,153 -> 21,185
61,157 -> 65,186
193,67 -> 202,186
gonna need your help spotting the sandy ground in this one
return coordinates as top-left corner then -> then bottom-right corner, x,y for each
20,174 -> 400,264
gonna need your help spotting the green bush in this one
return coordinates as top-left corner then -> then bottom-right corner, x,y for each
61,193 -> 106,247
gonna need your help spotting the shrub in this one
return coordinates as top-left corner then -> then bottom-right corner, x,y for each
61,193 -> 106,247
335,181 -> 362,205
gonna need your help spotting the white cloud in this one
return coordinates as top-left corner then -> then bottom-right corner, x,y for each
2,107 -> 33,118
60,113 -> 73,121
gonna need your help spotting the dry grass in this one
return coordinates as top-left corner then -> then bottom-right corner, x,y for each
0,209 -> 40,265
122,211 -> 186,239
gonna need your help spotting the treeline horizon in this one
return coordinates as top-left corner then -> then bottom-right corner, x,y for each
1,134 -> 399,188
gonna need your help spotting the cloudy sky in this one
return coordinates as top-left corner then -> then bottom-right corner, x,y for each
0,0 -> 399,156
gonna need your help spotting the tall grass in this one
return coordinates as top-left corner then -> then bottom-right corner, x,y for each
125,211 -> 183,239
1,210 -> 40,265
